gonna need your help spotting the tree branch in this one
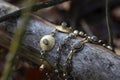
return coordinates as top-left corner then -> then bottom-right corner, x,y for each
0,1 -> 120,80
0,0 -> 68,23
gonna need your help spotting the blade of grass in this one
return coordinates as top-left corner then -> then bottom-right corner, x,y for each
105,0 -> 115,52
0,0 -> 36,80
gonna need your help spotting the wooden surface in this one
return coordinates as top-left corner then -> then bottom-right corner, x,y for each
0,1 -> 120,80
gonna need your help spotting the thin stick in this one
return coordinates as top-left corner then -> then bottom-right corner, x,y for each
0,0 -> 68,23
0,0 -> 36,80
105,0 -> 114,52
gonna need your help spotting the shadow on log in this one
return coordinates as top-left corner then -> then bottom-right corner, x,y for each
0,1 -> 120,80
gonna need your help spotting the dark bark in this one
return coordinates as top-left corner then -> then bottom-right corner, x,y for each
0,1 -> 120,80
0,0 -> 68,23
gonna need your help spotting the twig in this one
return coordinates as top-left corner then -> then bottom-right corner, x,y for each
0,0 -> 36,80
0,0 -> 68,23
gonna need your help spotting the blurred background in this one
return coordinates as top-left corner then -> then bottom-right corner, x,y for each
5,0 -> 120,48
0,0 -> 120,80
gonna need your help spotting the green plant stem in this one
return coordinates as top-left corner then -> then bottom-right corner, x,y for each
0,0 -> 36,80
105,0 -> 114,52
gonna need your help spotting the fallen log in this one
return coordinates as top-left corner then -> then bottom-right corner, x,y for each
0,1 -> 120,80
